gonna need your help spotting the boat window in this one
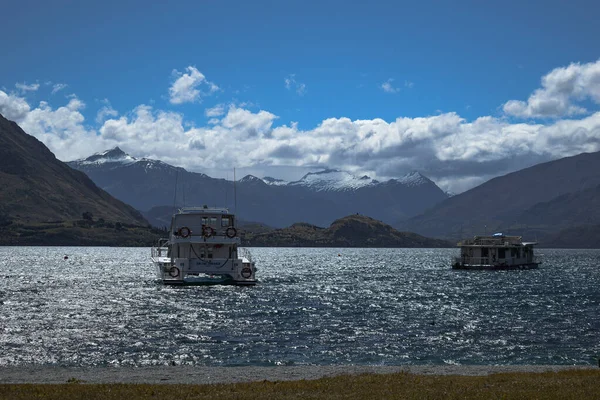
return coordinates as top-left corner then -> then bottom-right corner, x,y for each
210,217 -> 217,226
201,217 -> 208,225
221,217 -> 230,227
498,248 -> 506,258
482,247 -> 489,257
208,248 -> 213,259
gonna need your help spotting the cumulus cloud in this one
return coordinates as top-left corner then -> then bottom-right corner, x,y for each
381,78 -> 400,93
0,90 -> 31,121
205,104 -> 225,117
284,74 -> 306,96
15,82 -> 40,92
169,66 -> 219,104
3,60 -> 600,194
503,59 -> 600,118
96,104 -> 118,124
51,83 -> 68,94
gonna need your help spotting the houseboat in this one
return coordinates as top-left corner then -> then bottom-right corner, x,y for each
151,206 -> 257,285
452,233 -> 539,270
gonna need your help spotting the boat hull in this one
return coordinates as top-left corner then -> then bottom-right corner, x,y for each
452,262 -> 540,270
161,277 -> 258,286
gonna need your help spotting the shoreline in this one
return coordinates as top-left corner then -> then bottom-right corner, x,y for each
0,365 -> 596,384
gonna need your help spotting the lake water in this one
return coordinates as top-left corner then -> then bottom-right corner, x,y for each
1,247 -> 599,367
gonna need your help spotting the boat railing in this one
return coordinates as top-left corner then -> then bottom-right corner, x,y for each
459,236 -> 523,246
151,246 -> 169,258
454,256 -> 496,266
239,247 -> 253,262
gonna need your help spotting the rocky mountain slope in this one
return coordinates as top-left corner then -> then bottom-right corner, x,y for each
0,113 -> 157,245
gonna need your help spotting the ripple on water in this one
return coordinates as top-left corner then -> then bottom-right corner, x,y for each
0,247 -> 599,366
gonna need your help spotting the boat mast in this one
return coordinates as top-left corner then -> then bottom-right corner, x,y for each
233,167 -> 237,216
172,168 -> 179,211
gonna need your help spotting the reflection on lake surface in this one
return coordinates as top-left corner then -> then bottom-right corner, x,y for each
1,247 -> 599,366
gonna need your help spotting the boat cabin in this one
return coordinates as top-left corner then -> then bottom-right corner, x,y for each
453,233 -> 539,270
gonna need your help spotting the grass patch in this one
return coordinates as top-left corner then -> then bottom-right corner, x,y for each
1,370 -> 600,399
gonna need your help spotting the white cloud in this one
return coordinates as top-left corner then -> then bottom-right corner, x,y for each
381,78 -> 400,93
284,74 -> 306,96
96,104 -> 118,124
51,83 -> 68,94
3,60 -> 600,194
205,104 -> 225,117
15,82 -> 40,92
169,66 -> 219,104
503,59 -> 600,118
0,90 -> 31,121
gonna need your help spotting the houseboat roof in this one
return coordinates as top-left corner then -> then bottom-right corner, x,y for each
458,235 -> 537,248
176,206 -> 232,215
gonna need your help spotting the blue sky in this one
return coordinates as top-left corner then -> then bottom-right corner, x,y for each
1,0 -> 599,192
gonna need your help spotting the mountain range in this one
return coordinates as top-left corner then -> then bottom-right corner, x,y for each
68,148 -> 449,228
399,151 -> 600,245
2,110 -> 599,248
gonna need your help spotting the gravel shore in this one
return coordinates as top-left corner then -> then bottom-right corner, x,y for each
0,365 -> 595,384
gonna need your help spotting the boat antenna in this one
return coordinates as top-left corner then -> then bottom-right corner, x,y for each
234,167 -> 237,216
172,168 -> 179,212
225,171 -> 229,207
182,171 -> 186,207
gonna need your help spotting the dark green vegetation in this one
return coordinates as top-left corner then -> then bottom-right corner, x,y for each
400,151 -> 600,247
243,214 -> 451,247
0,218 -> 166,246
0,113 -> 158,245
2,370 -> 599,399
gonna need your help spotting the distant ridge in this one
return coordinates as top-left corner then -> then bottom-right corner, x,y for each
400,151 -> 600,239
244,214 -> 451,248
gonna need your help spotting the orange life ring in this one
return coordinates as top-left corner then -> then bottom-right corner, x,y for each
169,266 -> 180,277
226,227 -> 237,238
177,227 -> 191,238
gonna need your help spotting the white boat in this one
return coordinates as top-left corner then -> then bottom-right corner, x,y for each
452,233 -> 540,270
151,206 -> 257,285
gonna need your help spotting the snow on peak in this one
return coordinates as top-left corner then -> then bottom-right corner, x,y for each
239,175 -> 265,183
262,176 -> 288,186
79,147 -> 137,165
398,171 -> 429,187
291,169 -> 378,191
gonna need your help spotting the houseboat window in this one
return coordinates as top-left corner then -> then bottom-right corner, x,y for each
201,217 -> 208,225
482,247 -> 489,257
210,217 -> 217,226
208,248 -> 213,259
221,217 -> 231,227
498,248 -> 506,258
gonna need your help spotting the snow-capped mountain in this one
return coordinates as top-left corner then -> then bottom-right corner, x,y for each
262,176 -> 288,186
67,148 -> 449,228
239,175 -> 266,184
73,147 -> 136,166
68,147 -> 184,175
397,171 -> 431,187
289,169 -> 379,191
